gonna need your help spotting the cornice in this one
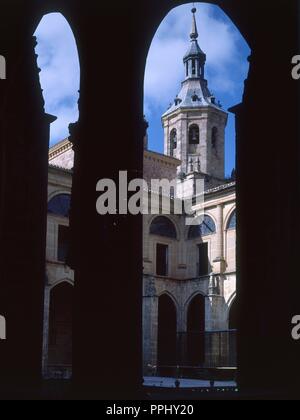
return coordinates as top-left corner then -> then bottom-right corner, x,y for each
49,138 -> 72,161
144,149 -> 181,167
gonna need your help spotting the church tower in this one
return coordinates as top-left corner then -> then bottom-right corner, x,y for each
162,8 -> 228,191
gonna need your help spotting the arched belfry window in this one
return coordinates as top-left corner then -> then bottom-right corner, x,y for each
150,216 -> 177,239
48,194 -> 71,218
212,127 -> 218,149
170,129 -> 177,157
189,124 -> 199,145
227,210 -> 236,230
188,215 -> 216,239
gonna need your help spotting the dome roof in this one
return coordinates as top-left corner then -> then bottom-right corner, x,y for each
183,41 -> 206,61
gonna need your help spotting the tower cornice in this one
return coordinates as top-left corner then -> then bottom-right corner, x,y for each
162,105 -> 228,122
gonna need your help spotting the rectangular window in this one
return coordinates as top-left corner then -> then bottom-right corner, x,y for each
198,243 -> 209,277
58,225 -> 69,263
156,244 -> 168,277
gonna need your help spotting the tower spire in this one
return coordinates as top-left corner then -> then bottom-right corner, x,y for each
190,7 -> 198,40
183,7 -> 206,80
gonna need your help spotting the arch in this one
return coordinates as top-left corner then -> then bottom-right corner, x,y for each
157,294 -> 177,367
48,193 -> 71,218
48,189 -> 71,202
188,214 -> 216,239
48,282 -> 74,370
170,128 -> 177,156
189,124 -> 200,145
144,4 -> 251,65
34,12 -> 80,144
158,290 -> 180,312
150,216 -> 177,239
33,9 -> 79,40
226,209 -> 236,230
49,278 -> 74,291
184,290 -> 207,310
186,294 -> 205,366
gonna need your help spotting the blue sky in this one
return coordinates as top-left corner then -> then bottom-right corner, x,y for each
34,14 -> 80,146
35,3 -> 250,176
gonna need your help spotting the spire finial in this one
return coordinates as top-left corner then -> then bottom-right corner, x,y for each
190,6 -> 198,40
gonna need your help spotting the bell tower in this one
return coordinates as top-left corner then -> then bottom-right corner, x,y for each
162,8 -> 228,191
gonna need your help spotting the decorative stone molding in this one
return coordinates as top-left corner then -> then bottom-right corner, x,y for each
49,138 -> 72,161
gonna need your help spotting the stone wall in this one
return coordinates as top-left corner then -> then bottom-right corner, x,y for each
45,148 -> 237,377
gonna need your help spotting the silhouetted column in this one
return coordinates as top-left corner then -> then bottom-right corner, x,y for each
0,28 -> 55,396
213,204 -> 226,274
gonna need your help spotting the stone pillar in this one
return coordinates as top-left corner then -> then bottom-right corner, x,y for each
205,275 -> 227,367
213,204 -> 226,274
177,295 -> 187,366
42,285 -> 51,379
71,8 -> 144,393
143,277 -> 158,376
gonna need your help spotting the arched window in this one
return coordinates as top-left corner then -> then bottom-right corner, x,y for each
189,124 -> 199,145
150,216 -> 177,239
170,129 -> 177,157
48,194 -> 71,218
188,215 -> 216,239
227,210 -> 236,230
212,127 -> 218,149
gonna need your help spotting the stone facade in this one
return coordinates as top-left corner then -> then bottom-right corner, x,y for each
44,138 -> 236,378
162,107 -> 227,184
142,184 -> 236,373
43,165 -> 74,379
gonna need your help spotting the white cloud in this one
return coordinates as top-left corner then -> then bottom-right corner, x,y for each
144,3 -> 250,116
34,13 -> 80,144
